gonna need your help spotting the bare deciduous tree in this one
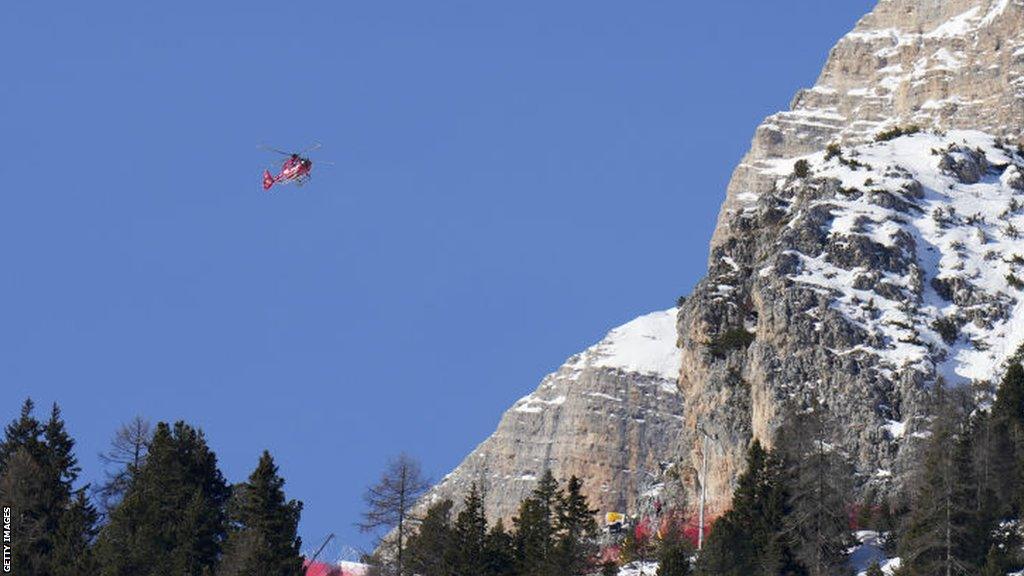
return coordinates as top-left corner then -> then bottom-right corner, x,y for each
359,453 -> 430,576
96,416 -> 151,512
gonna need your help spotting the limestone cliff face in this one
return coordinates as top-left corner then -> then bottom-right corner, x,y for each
716,0 -> 1024,247
687,0 -> 1024,514
413,310 -> 686,522
416,0 -> 1024,526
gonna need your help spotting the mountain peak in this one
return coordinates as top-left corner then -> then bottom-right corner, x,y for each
414,309 -> 685,522
567,308 -> 682,382
715,0 -> 1024,248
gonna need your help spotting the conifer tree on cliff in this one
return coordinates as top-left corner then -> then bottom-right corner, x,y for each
405,498 -> 456,576
776,403 -> 854,576
453,483 -> 488,575
898,384 -> 981,576
513,470 -> 562,576
696,441 -> 791,576
483,518 -> 516,576
963,363 -> 1024,572
991,363 -> 1024,512
655,519 -> 693,576
218,450 -> 304,576
96,421 -> 230,576
555,475 -> 598,575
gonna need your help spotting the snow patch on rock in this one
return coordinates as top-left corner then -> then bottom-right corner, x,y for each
762,130 -> 1024,383
569,308 -> 682,381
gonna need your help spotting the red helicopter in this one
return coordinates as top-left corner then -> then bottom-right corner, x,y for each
260,143 -> 323,190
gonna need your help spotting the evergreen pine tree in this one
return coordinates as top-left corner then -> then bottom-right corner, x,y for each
981,517 -> 1024,575
694,515 -> 752,576
0,400 -> 90,575
898,385 -> 981,576
967,410 -> 1009,542
0,399 -> 44,473
513,470 -> 561,576
655,519 -> 693,576
992,363 -> 1024,424
990,363 -> 1024,515
42,404 -> 80,500
856,488 -> 878,531
875,499 -> 900,541
172,488 -> 221,575
51,489 -> 100,576
96,421 -> 230,576
215,531 -> 269,576
514,497 -> 551,576
453,484 -> 488,576
777,405 -> 854,576
555,476 -> 598,575
218,450 -> 304,576
406,499 -> 456,576
695,441 -> 791,576
0,448 -> 48,574
483,519 -> 516,576
981,544 -> 1009,576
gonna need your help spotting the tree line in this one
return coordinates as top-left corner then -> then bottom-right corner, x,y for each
399,472 -> 604,576
356,365 -> 1024,576
359,459 -> 694,576
8,364 -> 1024,576
697,362 -> 1024,576
0,400 -> 304,576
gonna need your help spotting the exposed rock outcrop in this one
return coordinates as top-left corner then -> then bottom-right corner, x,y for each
413,310 -> 687,521
688,0 -> 1024,515
681,129 -> 1024,514
715,0 -> 1024,247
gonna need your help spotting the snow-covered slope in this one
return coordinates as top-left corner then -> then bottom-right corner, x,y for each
413,309 -> 685,523
567,309 -> 682,380
715,0 -> 1024,249
762,130 -> 1024,383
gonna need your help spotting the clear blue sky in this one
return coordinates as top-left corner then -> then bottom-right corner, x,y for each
3,0 -> 875,556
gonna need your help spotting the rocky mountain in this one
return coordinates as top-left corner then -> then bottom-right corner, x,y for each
414,309 -> 686,522
683,128 -> 1024,516
685,0 -> 1024,515
415,0 -> 1024,525
716,0 -> 1024,248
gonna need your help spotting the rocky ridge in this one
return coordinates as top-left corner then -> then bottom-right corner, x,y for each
412,310 -> 687,522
